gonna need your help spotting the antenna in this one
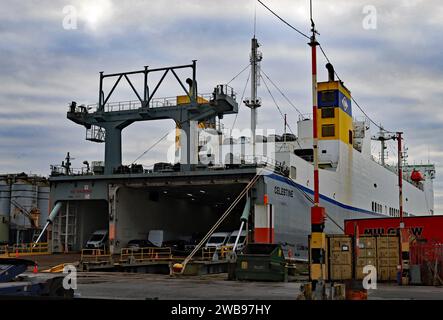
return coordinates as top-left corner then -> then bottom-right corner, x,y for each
254,0 -> 257,37
284,114 -> 287,142
310,0 -> 313,25
428,144 -> 430,164
309,0 -> 319,37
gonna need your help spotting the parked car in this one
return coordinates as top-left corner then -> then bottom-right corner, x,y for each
127,239 -> 155,252
162,239 -> 189,256
85,230 -> 108,250
205,232 -> 231,250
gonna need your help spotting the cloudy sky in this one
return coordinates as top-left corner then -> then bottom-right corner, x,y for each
0,0 -> 442,213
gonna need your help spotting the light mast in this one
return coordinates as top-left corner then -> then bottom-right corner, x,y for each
244,37 -> 262,162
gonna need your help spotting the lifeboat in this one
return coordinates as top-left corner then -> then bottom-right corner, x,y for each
410,169 -> 424,182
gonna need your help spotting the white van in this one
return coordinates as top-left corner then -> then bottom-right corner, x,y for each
85,230 -> 108,250
226,230 -> 247,252
205,232 -> 231,250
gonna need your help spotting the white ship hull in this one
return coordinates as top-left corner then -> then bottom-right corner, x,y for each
260,134 -> 434,259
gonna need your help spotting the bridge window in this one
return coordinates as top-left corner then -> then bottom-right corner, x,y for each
322,124 -> 335,137
319,90 -> 336,106
321,108 -> 335,118
290,166 -> 297,179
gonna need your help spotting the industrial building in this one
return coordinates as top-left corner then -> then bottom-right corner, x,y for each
0,173 -> 49,244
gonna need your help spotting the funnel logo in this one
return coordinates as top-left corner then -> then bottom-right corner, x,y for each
342,97 -> 349,112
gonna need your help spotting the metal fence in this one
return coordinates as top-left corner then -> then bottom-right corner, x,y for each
80,248 -> 112,264
119,247 -> 172,263
83,93 -> 214,114
0,242 -> 49,257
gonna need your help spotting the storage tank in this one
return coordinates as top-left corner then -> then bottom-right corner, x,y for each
10,182 -> 38,229
0,180 -> 11,243
37,186 -> 50,227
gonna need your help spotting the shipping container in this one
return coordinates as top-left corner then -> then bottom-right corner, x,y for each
344,216 -> 443,244
327,235 -> 352,281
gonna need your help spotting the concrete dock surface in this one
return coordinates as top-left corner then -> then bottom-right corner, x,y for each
44,272 -> 443,300
13,255 -> 443,300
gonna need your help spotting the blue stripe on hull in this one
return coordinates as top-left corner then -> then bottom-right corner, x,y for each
267,173 -> 385,217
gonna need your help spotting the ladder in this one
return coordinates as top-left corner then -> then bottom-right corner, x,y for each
52,202 -> 78,253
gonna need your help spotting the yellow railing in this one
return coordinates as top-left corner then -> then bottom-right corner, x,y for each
220,245 -> 234,259
120,247 -> 172,263
81,248 -> 112,264
201,247 -> 221,260
0,245 -> 7,256
0,242 -> 49,257
201,246 -> 233,260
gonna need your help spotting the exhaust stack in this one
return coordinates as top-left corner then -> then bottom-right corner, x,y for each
326,63 -> 335,82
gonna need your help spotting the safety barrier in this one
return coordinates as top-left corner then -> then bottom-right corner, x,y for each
119,247 -> 172,263
0,242 -> 49,257
80,248 -> 112,264
201,246 -> 235,261
201,247 -> 221,261
220,245 -> 234,259
0,245 -> 7,256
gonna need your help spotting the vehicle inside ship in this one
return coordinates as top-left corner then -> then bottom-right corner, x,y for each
51,200 -> 108,252
51,184 -> 248,252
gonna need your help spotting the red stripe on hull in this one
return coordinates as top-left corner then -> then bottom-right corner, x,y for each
254,228 -> 275,243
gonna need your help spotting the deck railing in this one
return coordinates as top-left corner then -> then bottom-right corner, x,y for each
119,247 -> 172,263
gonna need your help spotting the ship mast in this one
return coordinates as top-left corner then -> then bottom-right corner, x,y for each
245,38 -> 262,162
371,126 -> 393,166
309,6 -> 320,207
380,127 -> 387,166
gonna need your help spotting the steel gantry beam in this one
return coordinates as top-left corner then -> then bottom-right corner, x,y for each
67,61 -> 238,174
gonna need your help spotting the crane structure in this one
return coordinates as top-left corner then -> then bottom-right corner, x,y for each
67,61 -> 238,175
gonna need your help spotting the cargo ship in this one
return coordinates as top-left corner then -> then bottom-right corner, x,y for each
44,36 -> 435,260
